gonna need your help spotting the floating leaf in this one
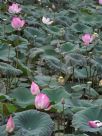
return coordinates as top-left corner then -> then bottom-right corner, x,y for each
9,87 -> 34,108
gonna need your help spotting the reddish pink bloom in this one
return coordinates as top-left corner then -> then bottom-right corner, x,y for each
88,121 -> 97,128
99,0 -> 102,4
88,120 -> 102,128
82,33 -> 93,46
35,93 -> 51,110
8,3 -> 22,14
30,81 -> 40,95
6,115 -> 15,133
11,17 -> 25,30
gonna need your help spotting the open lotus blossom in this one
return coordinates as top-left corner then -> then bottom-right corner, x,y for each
6,115 -> 15,133
82,33 -> 94,46
42,16 -> 53,25
99,0 -> 102,4
35,93 -> 51,110
88,120 -> 102,128
30,81 -> 40,95
11,17 -> 25,30
8,3 -> 22,14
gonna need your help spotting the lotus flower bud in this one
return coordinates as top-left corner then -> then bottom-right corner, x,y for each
6,115 -> 15,133
61,98 -> 65,104
30,81 -> 40,95
35,93 -> 51,110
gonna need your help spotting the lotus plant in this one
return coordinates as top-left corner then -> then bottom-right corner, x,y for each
30,81 -> 40,95
82,33 -> 94,46
11,17 -> 25,30
8,3 -> 22,14
42,16 -> 53,25
35,93 -> 51,110
6,115 -> 15,133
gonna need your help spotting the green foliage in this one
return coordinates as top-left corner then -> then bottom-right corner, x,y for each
0,62 -> 22,76
9,87 -> 34,108
1,0 -> 102,135
72,107 -> 102,134
0,110 -> 54,136
42,87 -> 70,103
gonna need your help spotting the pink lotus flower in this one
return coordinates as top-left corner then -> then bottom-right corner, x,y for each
6,115 -> 15,133
88,120 -> 102,128
99,0 -> 102,4
88,121 -> 97,128
30,81 -> 40,95
34,93 -> 51,110
11,17 -> 25,30
82,33 -> 93,46
8,3 -> 22,14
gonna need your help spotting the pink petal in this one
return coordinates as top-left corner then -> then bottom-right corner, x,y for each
30,81 -> 40,95
99,0 -> 102,4
88,121 -> 97,128
11,17 -> 25,30
8,3 -> 22,14
82,33 -> 93,46
34,93 -> 50,110
6,115 -> 15,133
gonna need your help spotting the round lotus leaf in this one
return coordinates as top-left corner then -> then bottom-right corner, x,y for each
0,110 -> 54,136
14,110 -> 54,136
72,106 -> 102,134
9,87 -> 34,108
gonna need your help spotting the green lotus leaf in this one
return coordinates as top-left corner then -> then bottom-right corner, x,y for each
60,42 -> 76,53
42,87 -> 70,103
0,125 -> 6,136
79,14 -> 95,25
72,106 -> 102,134
42,45 -> 57,56
24,27 -> 46,40
70,23 -> 92,33
29,48 -> 44,59
0,45 -> 15,61
93,99 -> 102,106
8,34 -> 29,48
43,55 -> 67,73
74,66 -> 97,79
0,24 -> 14,34
0,62 -> 22,76
71,84 -> 99,98
9,87 -> 34,108
42,25 -> 62,36
14,58 -> 31,76
0,110 -> 54,136
54,98 -> 93,114
64,53 -> 87,67
94,45 -> 102,55
34,75 -> 59,88
80,45 -> 94,53
14,110 -> 54,136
